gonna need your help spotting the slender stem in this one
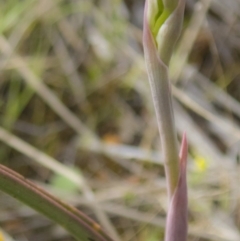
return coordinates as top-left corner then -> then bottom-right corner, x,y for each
143,0 -> 186,199
143,8 -> 179,198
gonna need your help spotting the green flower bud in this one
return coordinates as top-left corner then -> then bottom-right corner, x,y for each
145,0 -> 185,65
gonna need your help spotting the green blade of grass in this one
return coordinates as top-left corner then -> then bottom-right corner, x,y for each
0,164 -> 115,241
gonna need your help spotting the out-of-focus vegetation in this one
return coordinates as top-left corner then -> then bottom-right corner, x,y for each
0,0 -> 240,240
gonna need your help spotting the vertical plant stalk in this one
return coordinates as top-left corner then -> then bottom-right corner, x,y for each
143,0 -> 186,198
143,1 -> 188,240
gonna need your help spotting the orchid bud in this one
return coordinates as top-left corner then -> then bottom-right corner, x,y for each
145,0 -> 185,65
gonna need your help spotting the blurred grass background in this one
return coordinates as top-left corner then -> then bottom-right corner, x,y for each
0,0 -> 240,240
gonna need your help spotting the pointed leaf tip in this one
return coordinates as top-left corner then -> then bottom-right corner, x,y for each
179,132 -> 188,169
164,133 -> 188,241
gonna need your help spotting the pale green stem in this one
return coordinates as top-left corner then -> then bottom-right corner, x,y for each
144,36 -> 179,197
143,0 -> 186,198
